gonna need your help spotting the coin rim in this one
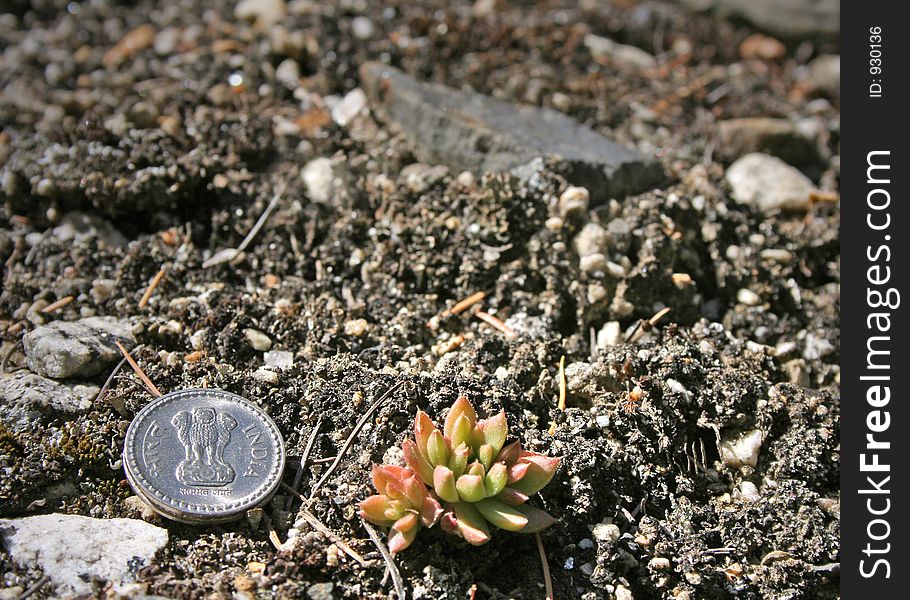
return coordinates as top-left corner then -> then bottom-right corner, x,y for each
123,388 -> 285,522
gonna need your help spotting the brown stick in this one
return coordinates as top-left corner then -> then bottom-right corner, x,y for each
449,291 -> 486,316
475,311 -> 518,339
535,532 -> 555,600
138,267 -> 166,309
41,295 -> 74,313
115,341 -> 162,397
427,290 -> 487,328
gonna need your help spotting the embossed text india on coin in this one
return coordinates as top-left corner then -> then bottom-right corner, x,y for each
123,388 -> 286,523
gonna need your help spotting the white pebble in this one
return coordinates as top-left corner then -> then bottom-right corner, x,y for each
244,328 -> 272,352
301,158 -> 336,204
253,367 -> 279,384
737,288 -> 761,306
264,350 -> 294,370
726,153 -> 815,213
720,429 -> 763,469
592,523 -> 620,543
558,186 -> 590,218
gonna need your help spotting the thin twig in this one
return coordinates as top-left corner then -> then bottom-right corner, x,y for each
1,340 -> 23,373
115,341 -> 162,397
41,295 -> 74,313
16,576 -> 50,600
202,182 -> 287,268
278,485 -> 368,566
548,355 -> 567,435
139,267 -> 166,309
285,418 -> 323,510
427,290 -> 486,329
261,510 -> 284,551
449,291 -> 486,316
475,310 -> 518,339
624,307 -> 673,344
307,381 -> 405,502
362,519 -> 406,600
95,346 -> 141,404
535,532 -> 554,600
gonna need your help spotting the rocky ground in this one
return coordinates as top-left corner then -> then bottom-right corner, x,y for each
0,1 -> 839,598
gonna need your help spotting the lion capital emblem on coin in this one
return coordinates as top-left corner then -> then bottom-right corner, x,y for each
172,407 -> 238,486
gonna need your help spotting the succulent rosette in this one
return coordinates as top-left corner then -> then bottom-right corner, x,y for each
358,464 -> 443,554
359,396 -> 560,552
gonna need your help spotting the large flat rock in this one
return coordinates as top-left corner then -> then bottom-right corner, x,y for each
23,316 -> 135,379
360,63 -> 665,202
0,371 -> 98,433
0,514 -> 168,596
678,0 -> 838,38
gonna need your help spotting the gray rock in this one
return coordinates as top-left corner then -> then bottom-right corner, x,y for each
809,55 -> 840,96
0,514 -> 168,596
307,582 -> 335,600
52,211 -> 127,247
726,153 -> 815,213
715,118 -> 819,166
678,0 -> 838,38
0,372 -> 98,432
360,63 -> 664,203
23,316 -> 135,379
574,223 -> 611,257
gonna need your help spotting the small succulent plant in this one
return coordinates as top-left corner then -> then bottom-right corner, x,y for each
359,396 -> 560,553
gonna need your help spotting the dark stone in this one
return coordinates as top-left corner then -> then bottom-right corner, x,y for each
360,63 -> 665,203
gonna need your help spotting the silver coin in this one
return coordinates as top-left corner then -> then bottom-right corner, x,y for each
122,388 -> 285,524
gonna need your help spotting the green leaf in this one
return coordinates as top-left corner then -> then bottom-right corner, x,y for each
427,430 -> 450,467
512,504 -> 557,533
480,411 -> 508,456
477,444 -> 494,471
456,474 -> 486,503
433,466 -> 459,503
484,462 -> 508,497
448,443 -> 469,478
402,439 -> 435,485
453,502 -> 491,545
474,498 -> 529,532
450,414 -> 473,449
444,396 -> 477,440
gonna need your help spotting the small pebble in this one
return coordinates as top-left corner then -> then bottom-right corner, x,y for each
558,186 -> 590,218
726,153 -> 815,213
592,522 -> 620,543
344,319 -> 369,337
302,158 -> 336,204
244,328 -> 272,352
253,367 -> 279,385
579,253 -> 607,273
649,557 -> 671,571
720,429 -> 763,469
737,289 -> 761,306
573,223 -> 610,257
264,350 -> 294,370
